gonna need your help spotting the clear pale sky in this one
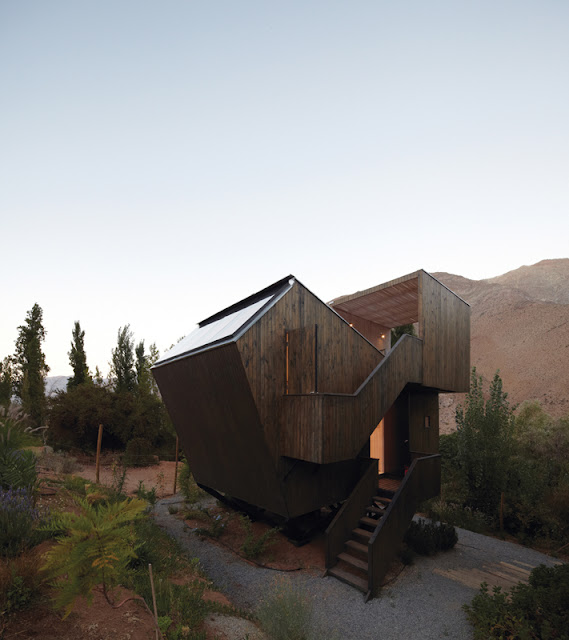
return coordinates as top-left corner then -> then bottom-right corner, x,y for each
1,1 -> 568,376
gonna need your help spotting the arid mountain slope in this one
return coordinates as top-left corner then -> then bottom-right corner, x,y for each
434,259 -> 569,433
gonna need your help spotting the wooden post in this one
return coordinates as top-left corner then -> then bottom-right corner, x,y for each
173,436 -> 179,495
95,424 -> 103,484
500,492 -> 505,533
148,563 -> 159,640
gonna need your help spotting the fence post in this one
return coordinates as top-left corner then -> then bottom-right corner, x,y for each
95,424 -> 103,484
173,436 -> 179,495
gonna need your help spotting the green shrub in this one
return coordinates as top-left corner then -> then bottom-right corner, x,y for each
239,515 -> 279,560
257,580 -> 312,640
178,460 -> 206,503
425,498 -> 489,534
40,495 -> 147,616
38,450 -> 81,475
135,480 -> 157,506
0,488 -> 42,557
0,552 -> 43,623
168,504 -> 179,515
124,437 -> 155,467
464,563 -> 569,639
403,520 -> 458,555
195,513 -> 227,539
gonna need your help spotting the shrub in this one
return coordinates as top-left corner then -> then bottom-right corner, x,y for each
41,495 -> 147,616
195,513 -> 227,539
135,480 -> 157,506
239,515 -> 279,560
124,437 -> 155,467
403,520 -> 458,556
0,487 -> 42,557
38,450 -> 81,475
257,579 -> 313,640
178,460 -> 205,503
464,563 -> 569,639
0,552 -> 43,622
425,498 -> 488,534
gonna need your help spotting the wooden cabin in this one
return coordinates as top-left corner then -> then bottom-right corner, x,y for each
152,270 -> 470,598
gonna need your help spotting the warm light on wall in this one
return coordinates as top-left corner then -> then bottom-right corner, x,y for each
381,334 -> 385,339
349,323 -> 353,327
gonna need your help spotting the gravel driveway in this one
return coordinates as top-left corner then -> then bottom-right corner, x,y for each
154,495 -> 560,640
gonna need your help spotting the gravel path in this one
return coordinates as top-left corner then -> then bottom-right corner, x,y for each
154,495 -> 560,640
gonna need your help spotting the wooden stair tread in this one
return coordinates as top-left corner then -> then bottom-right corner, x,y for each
352,527 -> 372,539
328,566 -> 368,592
367,505 -> 385,515
360,515 -> 380,528
345,539 -> 367,555
373,495 -> 392,504
338,552 -> 368,571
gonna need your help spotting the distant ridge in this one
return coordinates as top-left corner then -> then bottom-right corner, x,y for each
434,259 -> 569,432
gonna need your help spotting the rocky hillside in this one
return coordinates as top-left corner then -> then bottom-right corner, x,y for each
434,259 -> 569,433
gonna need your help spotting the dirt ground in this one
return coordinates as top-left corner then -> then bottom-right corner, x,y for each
76,459 -> 179,498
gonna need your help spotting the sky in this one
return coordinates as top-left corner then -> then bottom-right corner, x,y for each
1,1 -> 568,376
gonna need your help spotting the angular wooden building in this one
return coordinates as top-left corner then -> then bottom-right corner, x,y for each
152,271 -> 470,598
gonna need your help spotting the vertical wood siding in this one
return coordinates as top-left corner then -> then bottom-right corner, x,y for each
420,272 -> 470,391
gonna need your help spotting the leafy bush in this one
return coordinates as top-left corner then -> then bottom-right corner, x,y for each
135,480 -> 157,505
0,552 -> 43,623
464,563 -> 569,639
239,515 -> 279,560
425,498 -> 489,534
41,495 -> 147,616
403,520 -> 458,556
0,488 -> 42,557
0,448 -> 38,494
38,450 -> 81,474
257,579 -> 313,640
124,437 -> 155,467
195,513 -> 227,539
178,460 -> 206,503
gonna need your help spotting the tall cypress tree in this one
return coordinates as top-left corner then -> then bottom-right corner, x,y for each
111,325 -> 136,393
67,321 -> 90,389
14,303 -> 49,425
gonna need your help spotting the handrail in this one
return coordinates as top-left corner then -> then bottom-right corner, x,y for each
368,454 -> 441,595
325,458 -> 378,569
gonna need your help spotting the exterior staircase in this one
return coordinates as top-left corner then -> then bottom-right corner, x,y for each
327,486 -> 396,593
325,456 -> 440,599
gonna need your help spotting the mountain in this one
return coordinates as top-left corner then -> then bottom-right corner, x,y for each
434,259 -> 569,433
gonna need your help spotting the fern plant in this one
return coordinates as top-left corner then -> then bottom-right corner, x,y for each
40,495 -> 147,617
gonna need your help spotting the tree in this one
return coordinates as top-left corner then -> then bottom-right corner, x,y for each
14,304 -> 49,426
0,357 -> 13,408
110,325 -> 136,393
67,321 -> 91,389
390,323 -> 417,346
455,368 -> 515,518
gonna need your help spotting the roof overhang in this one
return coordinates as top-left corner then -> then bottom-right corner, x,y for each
329,271 -> 420,328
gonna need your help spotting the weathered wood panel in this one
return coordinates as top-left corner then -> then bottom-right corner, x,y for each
281,335 -> 423,464
152,343 -> 287,515
368,454 -> 441,595
420,272 -> 470,392
408,389 -> 439,456
287,326 -> 316,394
237,281 -> 382,463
